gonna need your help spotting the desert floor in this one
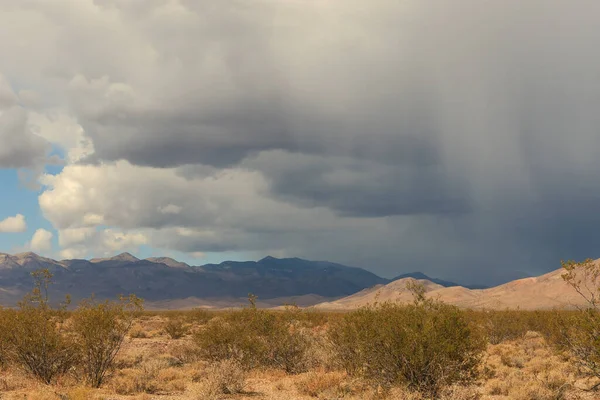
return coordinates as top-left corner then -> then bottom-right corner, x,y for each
0,313 -> 598,400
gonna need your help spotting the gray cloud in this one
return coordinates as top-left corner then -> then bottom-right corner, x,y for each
0,106 -> 51,169
1,0 -> 598,285
244,151 -> 470,217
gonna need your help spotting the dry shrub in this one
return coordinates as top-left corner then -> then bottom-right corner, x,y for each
485,333 -> 574,400
466,309 -> 561,345
328,285 -> 485,397
115,351 -> 144,369
111,369 -> 150,395
64,386 -> 95,400
164,317 -> 190,339
439,385 -> 481,400
188,308 -> 215,325
0,371 -> 29,391
388,385 -> 480,400
71,294 -> 143,388
193,359 -> 246,399
295,371 -> 350,398
194,304 -> 310,373
500,352 -> 526,368
169,341 -> 202,364
111,359 -> 172,395
129,324 -> 149,339
482,310 -> 531,344
303,331 -> 337,371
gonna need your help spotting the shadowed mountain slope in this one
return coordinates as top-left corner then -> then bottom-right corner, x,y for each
0,253 -> 389,307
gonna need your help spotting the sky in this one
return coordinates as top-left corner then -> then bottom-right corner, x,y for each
1,0 -> 600,286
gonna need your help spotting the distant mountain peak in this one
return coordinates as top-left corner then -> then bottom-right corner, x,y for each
14,251 -> 41,259
259,256 -> 278,262
146,257 -> 190,269
91,252 -> 139,263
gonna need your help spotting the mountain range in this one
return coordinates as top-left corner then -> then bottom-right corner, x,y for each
0,252 -> 397,308
0,252 -> 582,310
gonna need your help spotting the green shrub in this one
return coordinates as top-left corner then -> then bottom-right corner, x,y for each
1,270 -> 77,384
481,310 -> 531,344
194,299 -> 310,373
328,289 -> 485,396
164,317 -> 189,339
548,259 -> 600,389
188,308 -> 215,325
71,294 -> 143,388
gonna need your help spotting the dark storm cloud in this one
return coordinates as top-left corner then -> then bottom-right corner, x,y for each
29,0 -> 600,284
244,151 -> 470,217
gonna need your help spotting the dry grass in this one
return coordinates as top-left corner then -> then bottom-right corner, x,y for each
0,311 -> 598,399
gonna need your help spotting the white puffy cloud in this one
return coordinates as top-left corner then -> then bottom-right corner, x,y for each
28,111 -> 94,163
0,214 -> 27,233
58,227 -> 96,248
30,228 -> 53,252
39,161 -> 391,263
58,227 -> 147,260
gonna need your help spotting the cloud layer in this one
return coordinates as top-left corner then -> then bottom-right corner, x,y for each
1,0 -> 600,284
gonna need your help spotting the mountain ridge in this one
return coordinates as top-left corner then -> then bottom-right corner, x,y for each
314,264 -> 595,310
0,252 -> 392,307
0,252 -> 569,310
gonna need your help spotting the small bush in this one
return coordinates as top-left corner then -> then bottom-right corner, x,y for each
194,359 -> 246,399
194,301 -> 310,372
295,371 -> 349,398
329,286 -> 485,396
71,294 -> 143,388
482,310 -> 530,344
164,317 -> 189,339
188,308 -> 214,325
129,325 -> 149,339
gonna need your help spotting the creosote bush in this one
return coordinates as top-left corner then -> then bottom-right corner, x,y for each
195,359 -> 246,399
0,270 -> 77,384
164,317 -> 189,339
467,309 -> 560,345
72,294 -> 144,388
328,284 -> 486,397
549,259 -> 600,389
0,269 -> 143,388
194,295 -> 310,373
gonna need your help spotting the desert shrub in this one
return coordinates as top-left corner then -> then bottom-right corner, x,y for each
328,286 -> 485,396
482,310 -> 531,344
71,294 -> 143,388
169,341 -> 201,364
129,324 -> 149,338
295,371 -> 351,398
549,259 -> 600,389
1,269 -> 77,384
194,359 -> 246,399
194,299 -> 310,372
466,309 -> 561,345
164,317 -> 189,339
188,308 -> 215,325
